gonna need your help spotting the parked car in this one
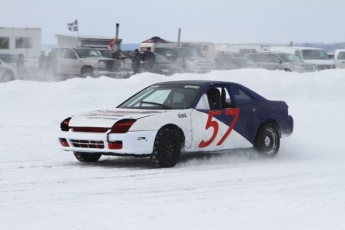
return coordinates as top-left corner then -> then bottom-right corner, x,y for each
334,49 -> 345,69
122,51 -> 183,76
154,47 -> 214,73
141,52 -> 183,75
230,57 -> 260,69
51,47 -> 133,79
0,59 -> 16,82
96,48 -> 133,72
58,80 -> 294,167
245,52 -> 316,72
0,53 -> 18,68
269,46 -> 335,70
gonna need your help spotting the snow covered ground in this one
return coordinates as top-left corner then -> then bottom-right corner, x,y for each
1,69 -> 345,230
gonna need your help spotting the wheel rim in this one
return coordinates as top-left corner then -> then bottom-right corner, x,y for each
82,71 -> 92,77
261,128 -> 278,155
162,138 -> 177,162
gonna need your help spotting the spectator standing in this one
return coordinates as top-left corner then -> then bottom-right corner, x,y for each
112,48 -> 123,60
112,49 -> 122,70
141,47 -> 155,72
132,49 -> 141,74
38,50 -> 46,69
16,53 -> 26,78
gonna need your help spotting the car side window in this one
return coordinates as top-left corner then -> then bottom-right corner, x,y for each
295,50 -> 302,59
230,85 -> 255,106
267,54 -> 280,63
337,52 -> 345,60
62,49 -> 77,59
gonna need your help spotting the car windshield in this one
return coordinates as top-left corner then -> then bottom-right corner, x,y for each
118,84 -> 201,110
154,53 -> 170,64
301,50 -> 329,60
73,48 -> 102,58
99,50 -> 113,58
277,53 -> 302,62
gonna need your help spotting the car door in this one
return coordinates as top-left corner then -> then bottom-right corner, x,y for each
252,54 -> 273,70
228,84 -> 259,143
190,83 -> 252,152
266,54 -> 282,70
58,48 -> 79,75
0,60 -> 5,76
335,51 -> 345,69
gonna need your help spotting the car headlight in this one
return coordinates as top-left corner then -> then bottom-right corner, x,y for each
186,61 -> 195,69
293,65 -> 304,70
98,61 -> 106,68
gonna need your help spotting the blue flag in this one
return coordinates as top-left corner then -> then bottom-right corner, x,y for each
67,20 -> 78,32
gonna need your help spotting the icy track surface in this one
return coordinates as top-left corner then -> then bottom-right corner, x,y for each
1,69 -> 345,230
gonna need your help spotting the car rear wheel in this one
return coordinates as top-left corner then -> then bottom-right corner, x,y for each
73,152 -> 102,162
150,127 -> 181,167
254,123 -> 280,157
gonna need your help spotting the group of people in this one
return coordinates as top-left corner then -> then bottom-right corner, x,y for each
15,47 -> 156,78
111,47 -> 156,74
15,50 -> 57,78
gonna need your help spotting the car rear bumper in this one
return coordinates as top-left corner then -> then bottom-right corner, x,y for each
58,130 -> 157,155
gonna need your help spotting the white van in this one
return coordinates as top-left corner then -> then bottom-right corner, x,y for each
334,49 -> 345,69
269,46 -> 335,71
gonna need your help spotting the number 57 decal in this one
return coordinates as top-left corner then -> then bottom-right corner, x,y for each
199,108 -> 240,148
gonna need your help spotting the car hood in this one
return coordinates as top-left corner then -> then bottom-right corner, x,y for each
290,61 -> 315,66
69,108 -> 168,128
83,57 -> 114,61
302,60 -> 335,65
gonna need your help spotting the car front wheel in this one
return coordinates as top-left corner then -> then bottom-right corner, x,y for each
150,127 -> 181,167
1,72 -> 14,82
73,152 -> 102,162
254,123 -> 280,157
81,68 -> 93,78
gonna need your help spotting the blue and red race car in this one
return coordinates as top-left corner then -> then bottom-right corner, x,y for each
58,80 -> 293,167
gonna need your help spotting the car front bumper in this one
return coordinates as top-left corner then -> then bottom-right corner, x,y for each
95,70 -> 134,79
58,130 -> 157,156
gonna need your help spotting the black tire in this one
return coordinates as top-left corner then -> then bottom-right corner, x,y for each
81,68 -> 93,78
1,71 -> 14,82
254,123 -> 280,157
73,152 -> 102,162
150,127 -> 181,167
284,68 -> 291,72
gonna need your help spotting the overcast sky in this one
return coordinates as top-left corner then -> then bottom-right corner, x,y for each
1,0 -> 344,44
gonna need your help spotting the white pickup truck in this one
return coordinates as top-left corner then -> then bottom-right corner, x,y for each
334,49 -> 345,69
51,47 -> 133,78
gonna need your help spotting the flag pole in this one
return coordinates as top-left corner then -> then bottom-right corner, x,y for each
77,19 -> 80,45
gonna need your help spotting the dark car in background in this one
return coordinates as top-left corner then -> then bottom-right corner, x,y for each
123,51 -> 182,76
94,48 -> 133,74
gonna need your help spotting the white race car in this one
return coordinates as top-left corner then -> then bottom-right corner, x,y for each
58,80 -> 294,167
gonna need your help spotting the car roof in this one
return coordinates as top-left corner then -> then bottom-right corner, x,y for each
153,80 -> 233,86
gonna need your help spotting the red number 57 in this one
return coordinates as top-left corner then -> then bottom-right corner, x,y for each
199,108 -> 240,148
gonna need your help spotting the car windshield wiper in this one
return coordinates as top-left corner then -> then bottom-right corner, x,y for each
141,101 -> 172,109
